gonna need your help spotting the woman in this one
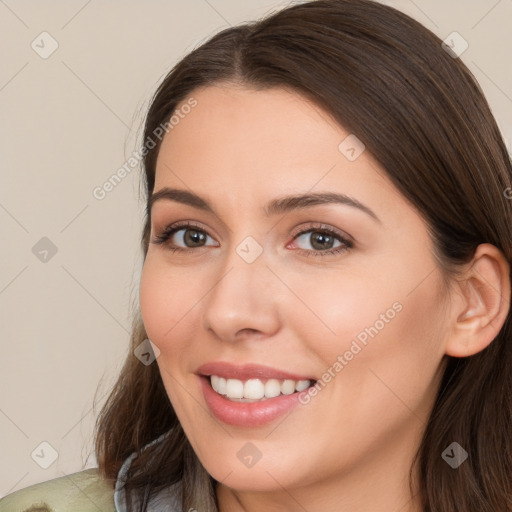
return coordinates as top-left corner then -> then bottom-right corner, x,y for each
2,0 -> 510,511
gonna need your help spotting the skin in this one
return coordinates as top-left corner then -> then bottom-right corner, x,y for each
139,84 -> 510,512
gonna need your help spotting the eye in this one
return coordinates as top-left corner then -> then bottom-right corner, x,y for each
151,221 -> 353,258
289,224 -> 353,257
151,221 -> 218,252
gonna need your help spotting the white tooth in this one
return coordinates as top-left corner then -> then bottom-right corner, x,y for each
217,377 -> 227,395
226,378 -> 244,399
210,375 -> 220,393
295,380 -> 310,392
244,379 -> 265,399
281,379 -> 296,395
214,376 -> 308,399
264,379 -> 281,398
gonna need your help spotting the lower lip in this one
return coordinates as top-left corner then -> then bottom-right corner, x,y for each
199,376 -> 305,427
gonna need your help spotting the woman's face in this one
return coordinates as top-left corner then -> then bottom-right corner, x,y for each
140,84 -> 451,495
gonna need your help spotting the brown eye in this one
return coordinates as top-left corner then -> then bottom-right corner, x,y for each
309,232 -> 336,250
180,228 -> 207,247
152,222 -> 218,251
294,230 -> 348,251
290,225 -> 353,258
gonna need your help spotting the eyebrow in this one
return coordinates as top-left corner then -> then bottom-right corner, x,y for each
148,187 -> 381,223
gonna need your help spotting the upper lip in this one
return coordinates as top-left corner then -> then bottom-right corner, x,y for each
196,362 -> 316,381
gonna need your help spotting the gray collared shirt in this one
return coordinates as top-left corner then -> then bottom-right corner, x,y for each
114,431 -> 183,512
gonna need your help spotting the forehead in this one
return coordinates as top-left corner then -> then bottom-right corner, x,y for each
153,84 -> 403,220
157,85 -> 342,172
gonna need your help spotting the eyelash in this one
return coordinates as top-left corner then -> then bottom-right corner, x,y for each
151,221 -> 353,257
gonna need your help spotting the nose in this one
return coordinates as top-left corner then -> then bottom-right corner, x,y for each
201,244 -> 281,343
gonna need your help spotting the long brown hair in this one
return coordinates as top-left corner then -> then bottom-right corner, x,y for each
94,1 -> 512,510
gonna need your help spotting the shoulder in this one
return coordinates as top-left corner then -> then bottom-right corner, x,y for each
0,468 -> 115,512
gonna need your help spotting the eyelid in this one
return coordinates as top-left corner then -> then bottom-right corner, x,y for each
151,220 -> 354,256
289,222 -> 354,244
154,221 -> 352,242
153,219 -> 216,238
152,220 -> 219,246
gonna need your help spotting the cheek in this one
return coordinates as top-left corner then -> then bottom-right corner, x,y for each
139,257 -> 202,348
283,269 -> 402,362
139,260 -> 204,414
331,270 -> 448,423
289,260 -> 447,389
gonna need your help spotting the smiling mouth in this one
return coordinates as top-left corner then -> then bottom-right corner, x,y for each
208,375 -> 316,402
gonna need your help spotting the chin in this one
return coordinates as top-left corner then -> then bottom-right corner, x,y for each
192,439 -> 309,492
208,463 -> 296,492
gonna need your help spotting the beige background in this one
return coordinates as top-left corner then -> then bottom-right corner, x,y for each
1,0 -> 511,496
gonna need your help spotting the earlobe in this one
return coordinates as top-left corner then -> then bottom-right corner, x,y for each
445,243 -> 511,358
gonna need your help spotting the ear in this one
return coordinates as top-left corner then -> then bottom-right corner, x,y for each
445,243 -> 510,358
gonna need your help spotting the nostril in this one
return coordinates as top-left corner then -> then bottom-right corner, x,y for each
235,328 -> 263,339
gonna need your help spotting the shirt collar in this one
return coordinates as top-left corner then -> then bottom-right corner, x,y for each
114,430 -> 182,512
